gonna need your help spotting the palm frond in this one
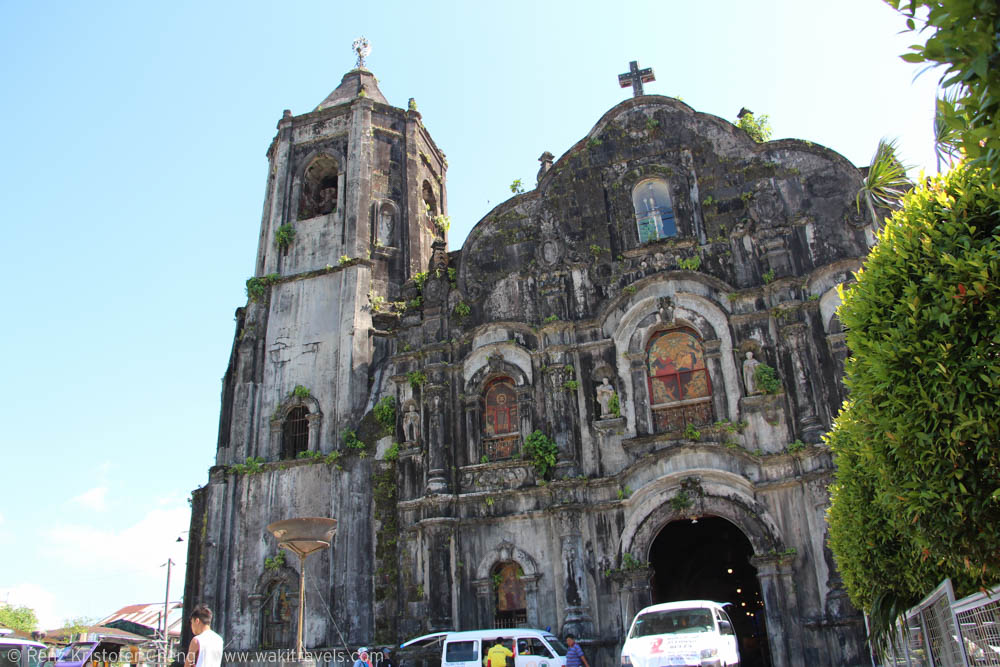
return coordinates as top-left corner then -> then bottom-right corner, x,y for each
856,138 -> 911,225
867,590 -> 915,659
933,91 -> 962,171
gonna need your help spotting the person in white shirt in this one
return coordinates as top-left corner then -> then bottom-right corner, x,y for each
184,603 -> 224,667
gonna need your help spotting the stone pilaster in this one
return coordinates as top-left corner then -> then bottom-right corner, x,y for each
780,323 -> 824,442
627,353 -> 650,436
425,386 -> 449,493
556,511 -> 594,638
421,518 -> 457,631
751,553 -> 803,667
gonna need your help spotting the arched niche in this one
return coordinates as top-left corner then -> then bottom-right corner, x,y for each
269,394 -> 322,459
472,541 -> 542,629
606,285 -> 740,438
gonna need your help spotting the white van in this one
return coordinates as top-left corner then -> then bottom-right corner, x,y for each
402,629 -> 569,667
620,600 -> 740,667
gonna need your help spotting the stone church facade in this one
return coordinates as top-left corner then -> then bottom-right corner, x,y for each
184,64 -> 874,666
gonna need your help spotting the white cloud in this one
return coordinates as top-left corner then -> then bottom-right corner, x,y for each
0,583 -> 60,630
69,486 -> 108,512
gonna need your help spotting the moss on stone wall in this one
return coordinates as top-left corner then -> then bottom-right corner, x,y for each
372,460 -> 399,643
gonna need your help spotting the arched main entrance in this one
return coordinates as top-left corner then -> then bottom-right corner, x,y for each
649,517 -> 771,667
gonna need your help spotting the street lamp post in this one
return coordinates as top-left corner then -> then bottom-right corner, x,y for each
266,518 -> 337,663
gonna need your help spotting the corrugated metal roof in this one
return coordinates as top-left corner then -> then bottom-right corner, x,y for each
97,602 -> 183,637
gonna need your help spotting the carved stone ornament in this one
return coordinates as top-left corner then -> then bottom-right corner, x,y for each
749,184 -> 786,226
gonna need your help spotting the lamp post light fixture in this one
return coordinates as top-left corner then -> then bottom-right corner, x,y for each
266,518 -> 337,663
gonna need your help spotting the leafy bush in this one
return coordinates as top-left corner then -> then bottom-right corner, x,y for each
523,430 -> 559,479
292,385 -> 311,399
736,110 -> 772,143
754,364 -> 782,394
669,490 -> 692,511
374,396 -> 396,432
453,301 -> 471,320
826,165 -> 1000,614
683,423 -> 700,440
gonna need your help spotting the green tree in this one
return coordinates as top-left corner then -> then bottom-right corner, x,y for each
61,617 -> 95,640
826,164 -> 1000,622
0,603 -> 39,633
888,0 -> 1000,181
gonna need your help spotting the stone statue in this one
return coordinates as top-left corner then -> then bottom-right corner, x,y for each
658,296 -> 675,324
403,403 -> 420,443
743,351 -> 762,395
378,205 -> 394,246
596,378 -> 616,418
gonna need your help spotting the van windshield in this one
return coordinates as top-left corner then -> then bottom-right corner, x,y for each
543,636 -> 567,656
630,609 -> 715,637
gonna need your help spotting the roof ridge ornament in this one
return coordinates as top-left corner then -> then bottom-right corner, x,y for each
352,36 -> 371,69
618,60 -> 655,97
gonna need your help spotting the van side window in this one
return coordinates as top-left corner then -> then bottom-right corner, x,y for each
446,641 -> 479,663
523,639 -> 553,658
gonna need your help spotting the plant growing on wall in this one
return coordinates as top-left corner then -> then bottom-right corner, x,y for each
275,224 -> 296,251
264,551 -> 286,571
735,109 -> 772,143
510,179 -> 525,194
406,370 -> 426,390
291,385 -> 311,399
753,364 -> 782,394
609,392 -> 621,418
374,396 -> 396,432
523,430 -> 559,480
231,456 -> 266,475
433,214 -> 451,234
246,273 -> 281,303
669,489 -> 692,511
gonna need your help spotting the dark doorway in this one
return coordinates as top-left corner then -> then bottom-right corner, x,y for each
648,516 -> 770,667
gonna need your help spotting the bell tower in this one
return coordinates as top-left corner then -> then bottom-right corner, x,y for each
217,46 -> 447,466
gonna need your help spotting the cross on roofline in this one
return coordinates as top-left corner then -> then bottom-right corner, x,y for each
618,60 -> 655,97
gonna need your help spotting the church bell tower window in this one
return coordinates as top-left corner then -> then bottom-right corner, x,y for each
298,155 -> 339,220
282,406 -> 310,459
633,178 -> 676,243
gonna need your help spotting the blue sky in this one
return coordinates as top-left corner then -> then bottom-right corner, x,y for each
0,0 -> 938,628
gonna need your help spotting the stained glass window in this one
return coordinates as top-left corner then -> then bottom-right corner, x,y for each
633,179 -> 676,243
647,329 -> 713,432
484,379 -> 519,460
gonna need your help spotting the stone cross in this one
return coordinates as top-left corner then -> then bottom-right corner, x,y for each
618,60 -> 655,97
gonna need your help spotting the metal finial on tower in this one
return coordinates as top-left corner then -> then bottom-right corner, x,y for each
352,37 -> 371,69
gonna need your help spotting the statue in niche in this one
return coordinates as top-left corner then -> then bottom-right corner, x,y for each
377,205 -> 395,246
596,378 -> 616,418
743,351 -> 762,395
658,296 -> 675,324
403,404 -> 420,443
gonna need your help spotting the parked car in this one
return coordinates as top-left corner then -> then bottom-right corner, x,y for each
53,640 -> 133,667
402,628 -> 568,667
620,600 -> 740,667
0,636 -> 48,667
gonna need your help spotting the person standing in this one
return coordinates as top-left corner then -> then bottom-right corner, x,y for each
484,638 -> 513,667
565,635 -> 590,667
184,604 -> 223,667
